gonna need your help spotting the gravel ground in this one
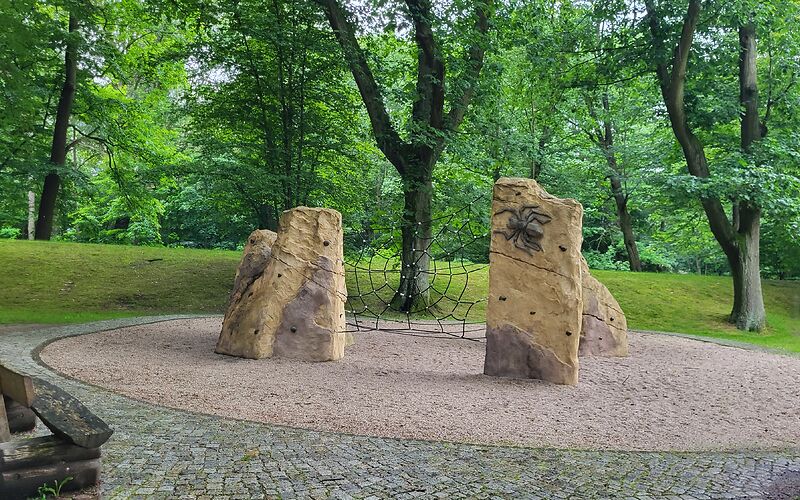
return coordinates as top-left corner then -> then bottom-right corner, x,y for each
40,317 -> 800,452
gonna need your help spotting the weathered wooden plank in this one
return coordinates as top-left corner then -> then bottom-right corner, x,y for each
0,457 -> 100,500
0,400 -> 9,443
30,379 -> 112,449
0,435 -> 100,470
0,366 -> 34,407
4,397 -> 35,434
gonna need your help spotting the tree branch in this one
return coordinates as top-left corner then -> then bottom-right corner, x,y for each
406,0 -> 445,131
64,126 -> 100,153
444,0 -> 491,133
315,0 -> 407,174
645,0 -> 736,255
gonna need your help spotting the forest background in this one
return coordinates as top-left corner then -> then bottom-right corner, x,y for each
2,0 -> 799,332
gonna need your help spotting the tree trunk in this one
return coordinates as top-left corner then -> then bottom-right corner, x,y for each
729,206 -> 765,329
392,172 -> 433,312
609,174 -> 641,271
645,0 -> 766,331
27,191 -> 35,240
529,126 -> 550,180
729,22 -> 766,330
317,0 -> 489,312
256,204 -> 278,232
598,92 -> 641,272
35,14 -> 78,241
739,23 -> 761,152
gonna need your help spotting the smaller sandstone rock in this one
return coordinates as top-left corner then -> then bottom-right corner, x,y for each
579,257 -> 629,357
216,229 -> 277,358
226,229 -> 278,313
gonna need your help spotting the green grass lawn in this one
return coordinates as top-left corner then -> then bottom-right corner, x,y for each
0,239 -> 240,323
1,239 -> 798,352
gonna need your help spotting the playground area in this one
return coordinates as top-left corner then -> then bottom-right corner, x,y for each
40,316 -> 800,453
3,320 -> 795,498
4,0 -> 800,493
1,183 -> 798,497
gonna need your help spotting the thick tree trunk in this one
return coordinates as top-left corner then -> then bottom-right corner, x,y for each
739,23 -> 761,151
729,22 -> 766,330
392,173 -> 433,312
609,174 -> 641,272
728,206 -> 765,329
318,0 -> 489,312
35,14 -> 77,240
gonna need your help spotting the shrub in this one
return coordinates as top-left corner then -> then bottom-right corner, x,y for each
0,226 -> 21,239
582,247 -> 628,271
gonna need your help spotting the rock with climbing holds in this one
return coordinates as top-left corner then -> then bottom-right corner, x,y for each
484,177 -> 583,385
215,207 -> 349,361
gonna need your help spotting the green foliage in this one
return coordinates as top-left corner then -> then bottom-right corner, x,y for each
35,475 -> 73,499
0,0 -> 58,179
177,0 -> 372,235
636,242 -> 678,272
0,226 -> 21,239
644,0 -> 800,287
583,247 -> 629,271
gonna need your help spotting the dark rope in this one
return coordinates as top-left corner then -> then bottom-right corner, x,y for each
344,195 -> 490,340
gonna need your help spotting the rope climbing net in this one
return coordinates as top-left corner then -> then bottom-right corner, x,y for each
344,196 -> 490,340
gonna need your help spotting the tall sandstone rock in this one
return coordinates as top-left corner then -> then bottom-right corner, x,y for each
215,207 -> 348,361
579,257 -> 628,357
484,178 -> 584,385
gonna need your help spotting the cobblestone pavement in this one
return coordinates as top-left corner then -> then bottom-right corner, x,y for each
2,318 -> 799,499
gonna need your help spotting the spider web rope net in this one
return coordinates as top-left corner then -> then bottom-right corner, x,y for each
344,196 -> 490,340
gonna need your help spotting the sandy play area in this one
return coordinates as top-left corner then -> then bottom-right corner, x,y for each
39,317 -> 800,452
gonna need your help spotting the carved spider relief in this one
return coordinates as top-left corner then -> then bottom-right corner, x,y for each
494,204 -> 552,254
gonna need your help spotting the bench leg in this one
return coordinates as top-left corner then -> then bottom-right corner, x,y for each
4,397 -> 35,433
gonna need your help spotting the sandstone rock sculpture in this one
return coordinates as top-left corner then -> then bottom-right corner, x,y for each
484,178 -> 583,385
224,229 -> 278,317
579,257 -> 628,357
215,207 -> 348,361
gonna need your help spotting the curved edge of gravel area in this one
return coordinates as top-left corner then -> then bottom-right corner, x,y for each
20,317 -> 508,447
630,328 -> 800,358
34,316 -> 800,454
13,316 -> 621,456
29,315 -> 209,358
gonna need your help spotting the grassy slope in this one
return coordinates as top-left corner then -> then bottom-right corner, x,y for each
0,240 -> 239,323
1,240 -> 798,352
593,270 -> 799,352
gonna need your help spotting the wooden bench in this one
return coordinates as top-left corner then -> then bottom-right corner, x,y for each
0,365 -> 113,499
